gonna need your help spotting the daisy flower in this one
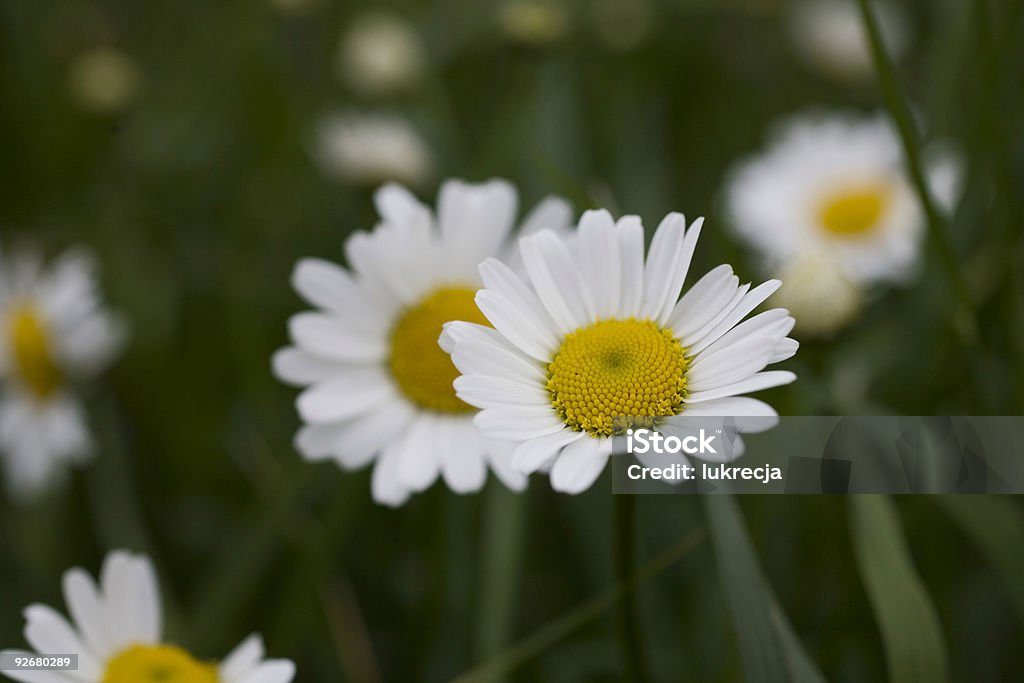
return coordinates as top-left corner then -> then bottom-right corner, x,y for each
0,248 -> 126,499
336,11 -> 426,97
0,550 -> 295,683
273,179 -> 573,506
443,209 -> 798,494
787,0 -> 909,82
311,111 -> 433,188
725,111 -> 958,287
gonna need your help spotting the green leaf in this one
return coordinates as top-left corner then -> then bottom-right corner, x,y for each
848,496 -> 950,683
938,496 -> 1024,628
704,496 -> 826,683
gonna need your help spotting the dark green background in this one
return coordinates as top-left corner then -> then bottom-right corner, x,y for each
1,0 -> 1022,680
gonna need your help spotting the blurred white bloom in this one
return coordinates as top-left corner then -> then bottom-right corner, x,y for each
725,111 -> 960,286
588,0 -> 653,52
67,46 -> 141,114
773,250 -> 863,337
312,112 -> 433,188
337,12 -> 426,96
0,248 -> 126,499
500,0 -> 569,45
0,550 -> 295,683
444,211 -> 797,495
273,180 -> 573,506
787,0 -> 909,81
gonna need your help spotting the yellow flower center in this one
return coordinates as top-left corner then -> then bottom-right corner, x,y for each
546,318 -> 688,437
5,303 -> 62,400
103,644 -> 219,683
389,286 -> 489,413
817,183 -> 892,237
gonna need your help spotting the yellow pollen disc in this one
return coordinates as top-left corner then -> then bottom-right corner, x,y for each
546,318 -> 688,437
388,286 -> 488,414
5,303 -> 62,400
817,183 -> 892,237
102,644 -> 219,683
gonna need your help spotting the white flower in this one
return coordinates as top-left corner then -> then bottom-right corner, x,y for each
273,180 -> 573,506
787,0 -> 909,81
311,112 -> 433,188
500,1 -> 569,45
0,550 -> 295,683
0,248 -> 126,499
443,210 -> 798,494
337,12 -> 426,96
725,111 -> 958,286
67,47 -> 142,114
772,250 -> 862,337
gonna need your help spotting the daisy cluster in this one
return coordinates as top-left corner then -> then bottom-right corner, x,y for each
275,180 -> 799,503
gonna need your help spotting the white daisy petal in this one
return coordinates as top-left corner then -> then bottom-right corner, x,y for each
474,407 -> 566,441
669,265 -> 738,338
453,375 -> 550,408
296,369 -> 394,424
373,182 -> 430,228
288,312 -> 385,363
62,568 -> 115,660
478,258 -> 559,349
642,214 -> 704,325
511,428 -> 584,474
441,420 -> 488,493
685,371 -> 797,403
100,551 -> 161,647
615,216 -> 646,318
482,438 -> 529,491
438,179 -> 518,272
220,634 -> 266,681
475,290 -> 556,362
371,439 -> 412,507
550,437 -> 612,494
271,348 -> 347,387
685,280 -> 782,355
769,337 -> 800,364
519,195 -> 573,236
450,340 -> 545,384
396,415 -> 443,493
577,210 -> 621,319
22,605 -> 99,678
520,230 -> 596,333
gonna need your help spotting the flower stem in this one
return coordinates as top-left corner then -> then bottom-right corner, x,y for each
476,481 -> 528,664
613,494 -> 651,683
856,0 -> 979,344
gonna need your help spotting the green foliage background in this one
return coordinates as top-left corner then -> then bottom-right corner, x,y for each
1,0 -> 1023,680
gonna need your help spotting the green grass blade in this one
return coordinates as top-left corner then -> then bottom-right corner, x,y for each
849,496 -> 950,683
704,496 -> 826,683
938,496 -> 1024,628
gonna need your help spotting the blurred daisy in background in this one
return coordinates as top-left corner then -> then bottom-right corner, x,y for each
725,111 -> 960,336
0,248 -> 126,499
500,0 -> 570,46
310,111 -> 433,188
444,210 -> 798,494
787,0 -> 909,81
67,46 -> 142,114
773,250 -> 862,337
273,180 -> 573,506
0,550 -> 295,683
337,11 -> 426,97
